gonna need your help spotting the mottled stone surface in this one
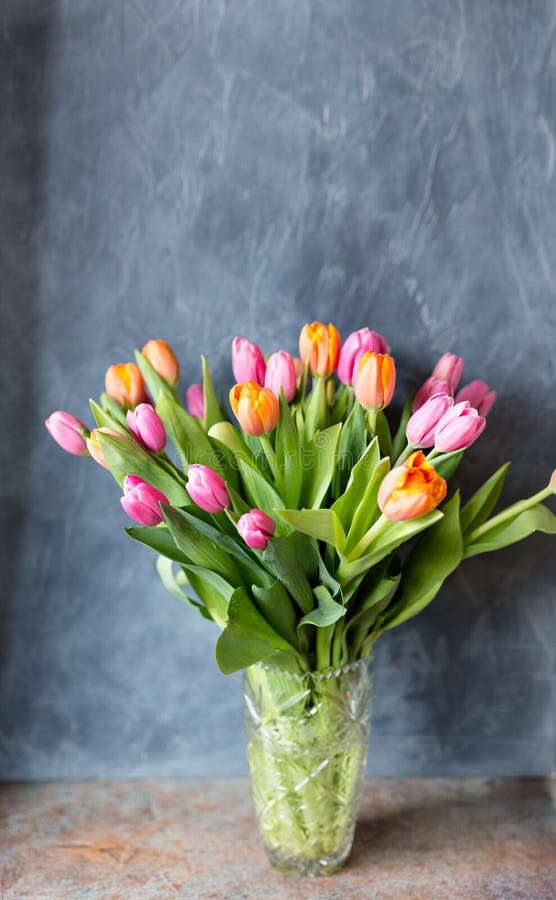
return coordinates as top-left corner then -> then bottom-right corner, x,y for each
1,0 -> 555,779
1,779 -> 555,898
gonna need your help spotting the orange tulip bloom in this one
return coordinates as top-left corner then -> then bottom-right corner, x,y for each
298,322 -> 341,376
86,427 -> 124,469
378,450 -> 447,521
105,363 -> 147,408
354,351 -> 396,411
142,339 -> 180,387
229,381 -> 280,435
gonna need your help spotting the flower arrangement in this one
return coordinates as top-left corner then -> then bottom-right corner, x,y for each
46,325 -> 556,675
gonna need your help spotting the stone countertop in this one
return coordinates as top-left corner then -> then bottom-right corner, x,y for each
1,778 -> 554,899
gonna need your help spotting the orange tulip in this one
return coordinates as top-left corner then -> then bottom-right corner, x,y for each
141,339 -> 180,387
378,450 -> 447,521
298,322 -> 341,376
229,381 -> 280,435
105,363 -> 147,408
354,351 -> 396,411
86,427 -> 124,469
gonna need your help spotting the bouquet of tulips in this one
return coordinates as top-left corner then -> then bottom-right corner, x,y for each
46,323 -> 556,675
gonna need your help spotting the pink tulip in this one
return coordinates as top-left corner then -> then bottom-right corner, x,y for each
186,383 -> 205,418
434,401 -> 486,452
264,351 -> 297,402
126,403 -> 166,453
406,393 -> 454,448
237,509 -> 276,550
337,328 -> 388,385
121,475 -> 168,525
455,380 -> 497,416
232,337 -> 266,385
186,464 -> 230,513
432,353 -> 464,394
45,411 -> 89,455
412,376 -> 450,412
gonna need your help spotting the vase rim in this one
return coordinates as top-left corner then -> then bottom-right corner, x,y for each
250,655 -> 373,682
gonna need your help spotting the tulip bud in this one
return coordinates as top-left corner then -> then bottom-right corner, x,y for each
120,474 -> 168,526
432,352 -> 464,395
298,322 -> 341,376
86,427 -> 125,469
264,351 -> 297,402
337,328 -> 389,385
237,508 -> 276,550
186,464 -> 230,513
354,351 -> 396,411
45,411 -> 89,455
434,401 -> 486,452
105,362 -> 148,408
455,380 -> 497,416
229,381 -> 280,435
232,337 -> 266,385
406,393 -> 454,448
378,450 -> 447,521
126,403 -> 166,453
185,382 -> 205,418
550,469 -> 556,493
412,376 -> 450,412
141,339 -> 180,387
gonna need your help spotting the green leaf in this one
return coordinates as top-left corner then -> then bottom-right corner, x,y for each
215,587 -> 297,674
201,355 -> 225,431
277,508 -> 346,554
380,493 -> 463,631
375,410 -> 393,458
391,395 -> 414,462
162,504 -> 242,584
343,573 -> 401,659
156,393 -> 217,471
99,393 -> 128,427
90,398 -> 127,432
134,348 -> 176,403
252,581 -> 300,649
332,437 -> 381,531
125,524 -> 189,563
155,556 -> 212,620
304,375 -> 328,440
460,463 -> 510,536
275,392 -> 302,508
463,503 -> 556,558
262,534 -> 317,615
300,423 -> 341,509
345,457 -> 391,553
181,565 -> 233,628
299,586 -> 346,628
97,432 -> 189,506
236,456 -> 284,515
332,401 -> 368,498
433,450 -> 464,481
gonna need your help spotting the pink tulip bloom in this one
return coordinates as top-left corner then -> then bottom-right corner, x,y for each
406,393 -> 454,448
434,401 -> 486,452
120,475 -> 169,526
264,351 -> 297,402
432,352 -> 464,395
45,411 -> 89,455
455,380 -> 497,416
237,509 -> 276,550
232,337 -> 266,385
185,383 -> 205,418
126,403 -> 166,453
412,376 -> 450,412
337,328 -> 388,385
186,464 -> 230,513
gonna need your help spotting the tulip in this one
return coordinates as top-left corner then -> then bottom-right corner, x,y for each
141,339 -> 180,387
432,352 -> 464,395
412,376 -> 450,412
45,411 -> 89,455
293,357 -> 305,379
434,401 -> 486,452
298,322 -> 341,376
232,337 -> 266,385
185,383 -> 205,418
354,352 -> 396,411
186,464 -> 230,513
105,362 -> 148,408
237,508 -> 276,550
126,403 -> 166,453
550,469 -> 556,493
264,351 -> 297,402
455,380 -> 497,416
406,393 -> 454,448
337,328 -> 389,385
229,381 -> 280,435
120,474 -> 168,526
378,450 -> 447,521
86,427 -> 124,469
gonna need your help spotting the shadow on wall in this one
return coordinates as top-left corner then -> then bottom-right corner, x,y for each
0,4 -> 52,678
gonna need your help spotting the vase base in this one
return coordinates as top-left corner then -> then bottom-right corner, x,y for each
265,844 -> 351,877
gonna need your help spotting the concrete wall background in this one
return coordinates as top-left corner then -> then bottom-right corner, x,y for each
1,0 -> 555,778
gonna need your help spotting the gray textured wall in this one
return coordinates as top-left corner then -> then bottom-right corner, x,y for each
1,0 -> 555,779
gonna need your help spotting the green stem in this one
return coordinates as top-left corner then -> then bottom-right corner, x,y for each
366,408 -> 377,438
394,442 -> 416,466
259,433 -> 279,481
467,486 -> 552,543
316,624 -> 334,670
426,447 -> 463,468
346,514 -> 391,562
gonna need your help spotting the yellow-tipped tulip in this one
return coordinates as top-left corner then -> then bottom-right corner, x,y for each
229,381 -> 280,435
105,362 -> 147,408
298,321 -> 341,376
141,339 -> 180,387
354,351 -> 396,411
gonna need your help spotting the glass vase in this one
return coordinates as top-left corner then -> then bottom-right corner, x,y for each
243,658 -> 373,877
